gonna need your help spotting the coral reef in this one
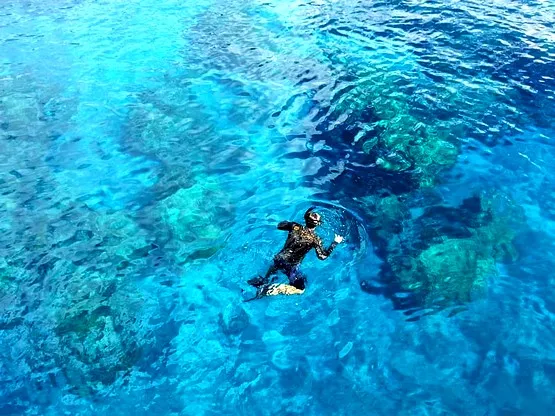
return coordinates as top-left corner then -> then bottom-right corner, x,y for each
361,193 -> 523,309
155,178 -> 234,263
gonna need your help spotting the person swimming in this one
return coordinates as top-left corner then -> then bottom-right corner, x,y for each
246,208 -> 343,300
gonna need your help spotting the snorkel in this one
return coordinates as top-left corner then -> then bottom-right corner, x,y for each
304,207 -> 322,229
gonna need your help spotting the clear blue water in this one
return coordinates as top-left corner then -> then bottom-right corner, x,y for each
1,0 -> 555,414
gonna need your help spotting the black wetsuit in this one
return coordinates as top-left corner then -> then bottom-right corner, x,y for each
262,221 -> 338,290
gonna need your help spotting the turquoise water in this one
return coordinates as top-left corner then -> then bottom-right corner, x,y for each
1,0 -> 555,414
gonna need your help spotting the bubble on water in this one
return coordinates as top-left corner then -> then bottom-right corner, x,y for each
338,342 -> 353,359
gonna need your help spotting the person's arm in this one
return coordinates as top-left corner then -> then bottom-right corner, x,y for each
314,234 -> 343,260
277,221 -> 295,231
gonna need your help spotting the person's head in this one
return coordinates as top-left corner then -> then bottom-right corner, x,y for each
304,208 -> 321,229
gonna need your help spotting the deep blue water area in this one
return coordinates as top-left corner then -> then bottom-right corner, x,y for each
1,0 -> 555,414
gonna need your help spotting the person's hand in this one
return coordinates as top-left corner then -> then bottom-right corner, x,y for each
334,234 -> 344,244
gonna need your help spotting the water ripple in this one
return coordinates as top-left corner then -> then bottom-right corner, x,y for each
1,0 -> 555,414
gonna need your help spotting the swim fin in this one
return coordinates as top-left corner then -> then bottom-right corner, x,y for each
243,286 -> 267,302
247,276 -> 267,287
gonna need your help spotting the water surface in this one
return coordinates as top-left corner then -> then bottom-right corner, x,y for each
1,0 -> 555,414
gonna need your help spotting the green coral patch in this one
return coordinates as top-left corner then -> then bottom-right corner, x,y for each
158,178 -> 233,263
381,193 -> 523,307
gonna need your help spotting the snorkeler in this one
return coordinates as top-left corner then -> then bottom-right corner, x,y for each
246,208 -> 343,301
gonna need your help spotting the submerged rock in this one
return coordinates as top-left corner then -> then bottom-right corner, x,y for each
376,151 -> 412,172
396,238 -> 494,304
93,210 -> 150,260
42,277 -> 157,396
157,178 -> 234,263
363,192 -> 523,309
220,304 -> 249,336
